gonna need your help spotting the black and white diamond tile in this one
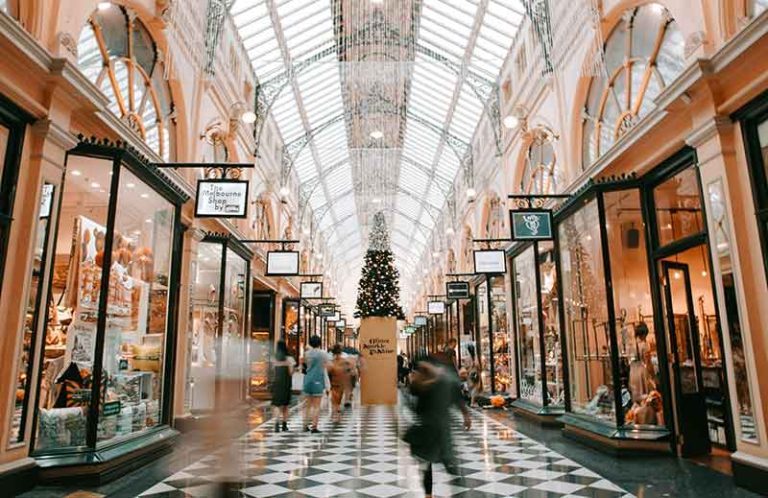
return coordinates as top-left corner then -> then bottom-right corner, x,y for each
139,398 -> 635,497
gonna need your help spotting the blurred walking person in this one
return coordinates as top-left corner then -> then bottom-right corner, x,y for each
303,335 -> 327,433
327,344 -> 353,422
405,358 -> 471,498
270,340 -> 294,432
466,343 -> 482,407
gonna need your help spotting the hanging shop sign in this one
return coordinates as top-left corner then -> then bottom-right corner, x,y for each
446,281 -> 470,299
327,311 -> 341,322
473,249 -> 507,274
39,183 -> 54,218
414,315 -> 428,327
319,304 -> 337,318
510,209 -> 553,240
195,179 -> 249,218
266,250 -> 300,276
300,281 -> 323,299
336,319 -> 346,329
428,301 -> 446,314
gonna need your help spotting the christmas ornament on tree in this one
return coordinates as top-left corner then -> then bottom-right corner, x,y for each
355,212 -> 405,319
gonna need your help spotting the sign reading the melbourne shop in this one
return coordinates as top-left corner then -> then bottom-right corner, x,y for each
446,281 -> 470,299
195,179 -> 249,218
510,209 -> 553,240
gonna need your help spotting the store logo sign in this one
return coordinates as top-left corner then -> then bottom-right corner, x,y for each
511,210 -> 553,240
195,179 -> 249,218
319,304 -> 337,318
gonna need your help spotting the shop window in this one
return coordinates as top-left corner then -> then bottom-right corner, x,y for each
491,276 -> 512,394
558,199 -> 614,423
581,4 -> 685,167
186,240 -> 249,414
34,149 -> 183,452
188,242 -> 223,413
476,280 -> 491,391
522,128 -> 560,195
653,166 -> 704,247
513,246 -> 541,403
95,167 -> 175,445
9,183 -> 55,444
706,180 -> 758,443
539,240 -> 564,407
77,5 -> 175,161
604,189 -> 664,427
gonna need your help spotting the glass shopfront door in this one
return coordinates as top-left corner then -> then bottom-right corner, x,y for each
660,260 -> 710,456
649,156 -> 733,456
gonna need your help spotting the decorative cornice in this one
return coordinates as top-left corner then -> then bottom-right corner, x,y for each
711,9 -> 768,73
32,118 -> 78,151
0,10 -> 52,72
685,116 -> 733,148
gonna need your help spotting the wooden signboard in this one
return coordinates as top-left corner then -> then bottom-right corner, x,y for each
359,316 -> 397,405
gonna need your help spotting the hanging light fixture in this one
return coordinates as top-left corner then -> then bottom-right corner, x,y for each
369,130 -> 384,139
503,115 -> 519,129
241,111 -> 257,124
97,1 -> 112,11
466,187 -> 477,199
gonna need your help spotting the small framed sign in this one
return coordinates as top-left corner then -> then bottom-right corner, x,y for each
336,319 -> 346,329
39,183 -> 54,218
300,281 -> 323,299
266,251 -> 300,276
428,301 -> 445,315
473,249 -> 507,274
319,304 -> 336,318
414,315 -> 428,327
510,209 -> 553,240
446,281 -> 470,299
195,179 -> 249,218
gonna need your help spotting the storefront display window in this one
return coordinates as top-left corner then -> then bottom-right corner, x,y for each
186,238 -> 250,414
9,183 -> 55,444
33,146 -> 184,453
706,180 -> 758,443
513,240 -> 564,412
96,166 -> 174,445
581,3 -> 684,166
514,246 -> 540,404
559,199 -> 614,423
490,277 -> 511,394
476,280 -> 491,391
653,167 -> 704,247
282,299 -> 300,357
188,243 -> 222,413
604,189 -> 663,427
539,241 -> 564,408
35,156 -> 112,450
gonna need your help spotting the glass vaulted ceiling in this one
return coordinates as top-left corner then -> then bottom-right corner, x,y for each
230,0 -> 524,302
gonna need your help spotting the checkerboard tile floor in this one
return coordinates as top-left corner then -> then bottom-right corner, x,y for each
139,400 -> 635,497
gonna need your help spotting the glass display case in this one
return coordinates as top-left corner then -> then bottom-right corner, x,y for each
31,142 -> 186,466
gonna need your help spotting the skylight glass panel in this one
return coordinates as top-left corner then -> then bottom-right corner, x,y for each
324,162 -> 352,198
425,184 -> 445,209
398,162 -> 429,197
277,0 -> 333,60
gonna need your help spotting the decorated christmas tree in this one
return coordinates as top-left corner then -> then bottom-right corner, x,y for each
355,212 -> 405,319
